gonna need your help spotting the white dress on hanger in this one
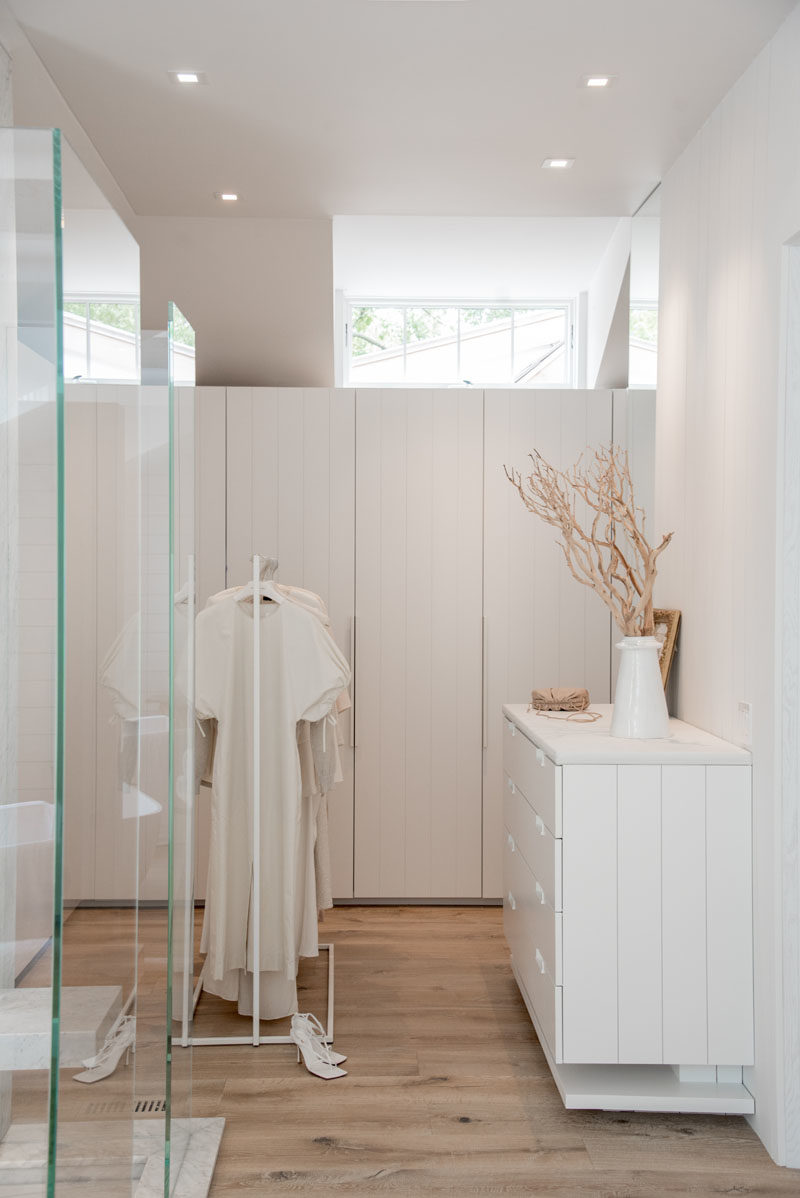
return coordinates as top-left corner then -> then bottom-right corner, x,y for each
204,579 -> 351,912
195,589 -> 350,1018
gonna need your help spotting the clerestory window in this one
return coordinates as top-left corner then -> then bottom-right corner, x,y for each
344,300 -> 574,387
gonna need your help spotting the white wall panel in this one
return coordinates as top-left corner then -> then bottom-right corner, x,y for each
656,8 -> 800,1158
354,389 -> 483,898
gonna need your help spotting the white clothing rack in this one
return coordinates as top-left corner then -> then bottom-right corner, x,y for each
179,553 -> 335,1049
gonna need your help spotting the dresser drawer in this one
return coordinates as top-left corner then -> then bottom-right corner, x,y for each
504,833 -> 562,984
512,938 -> 563,1064
503,717 -> 562,836
504,773 -> 562,910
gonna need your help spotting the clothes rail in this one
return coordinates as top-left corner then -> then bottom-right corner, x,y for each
179,553 -> 335,1049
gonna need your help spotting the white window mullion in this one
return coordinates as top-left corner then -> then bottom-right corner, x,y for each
84,302 -> 91,379
456,308 -> 461,383
402,306 -> 407,379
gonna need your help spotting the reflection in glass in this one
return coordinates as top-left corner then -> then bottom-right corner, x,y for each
166,302 -> 196,1193
0,126 -> 62,1198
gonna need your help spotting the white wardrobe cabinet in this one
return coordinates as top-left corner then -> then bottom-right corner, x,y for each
502,703 -> 755,1114
354,389 -> 484,898
195,386 -> 655,902
220,387 -> 356,899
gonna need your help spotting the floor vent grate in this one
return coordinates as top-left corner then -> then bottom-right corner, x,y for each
135,1097 -> 167,1114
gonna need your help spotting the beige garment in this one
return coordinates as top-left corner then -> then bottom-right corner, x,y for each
209,580 -> 351,911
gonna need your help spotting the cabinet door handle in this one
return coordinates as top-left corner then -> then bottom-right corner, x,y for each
535,815 -> 545,836
507,833 -> 516,853
349,615 -> 357,748
507,777 -> 515,794
482,617 -> 489,749
510,723 -> 516,737
535,881 -> 545,905
507,891 -> 516,911
536,748 -> 545,767
535,948 -> 546,974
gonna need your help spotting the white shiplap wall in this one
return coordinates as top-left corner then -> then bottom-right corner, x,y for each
656,3 -> 800,1164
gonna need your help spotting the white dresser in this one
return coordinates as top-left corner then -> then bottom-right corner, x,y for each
502,703 -> 754,1114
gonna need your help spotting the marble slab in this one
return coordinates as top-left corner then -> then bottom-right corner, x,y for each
0,986 -> 122,1070
0,1117 -> 224,1196
137,1118 -> 226,1197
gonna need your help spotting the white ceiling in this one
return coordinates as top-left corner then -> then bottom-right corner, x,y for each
7,0 -> 798,219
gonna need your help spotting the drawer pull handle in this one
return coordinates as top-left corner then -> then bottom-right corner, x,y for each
535,881 -> 546,905
535,748 -> 545,767
535,815 -> 545,836
535,948 -> 546,974
508,891 -> 517,911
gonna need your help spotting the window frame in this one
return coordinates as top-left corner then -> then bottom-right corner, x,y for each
628,299 -> 659,390
342,296 -> 576,389
63,294 -> 141,384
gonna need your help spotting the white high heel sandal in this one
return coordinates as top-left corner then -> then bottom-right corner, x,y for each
291,1012 -> 347,1064
73,1015 -> 136,1084
290,1014 -> 347,1080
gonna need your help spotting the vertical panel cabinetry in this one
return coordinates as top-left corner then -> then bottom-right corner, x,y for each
353,389 -> 484,898
501,702 -> 755,1114
214,386 -> 655,900
223,387 -> 356,898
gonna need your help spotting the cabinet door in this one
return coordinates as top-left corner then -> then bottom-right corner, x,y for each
354,389 -> 483,898
483,390 -> 614,897
224,387 -> 356,898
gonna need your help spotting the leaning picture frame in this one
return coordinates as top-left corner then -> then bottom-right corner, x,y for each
653,609 -> 681,688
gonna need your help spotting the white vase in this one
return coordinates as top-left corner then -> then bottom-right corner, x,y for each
610,636 -> 670,739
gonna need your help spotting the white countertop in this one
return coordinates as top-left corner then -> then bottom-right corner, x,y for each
502,703 -> 751,766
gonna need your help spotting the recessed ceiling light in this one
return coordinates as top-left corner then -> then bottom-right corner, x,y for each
168,70 -> 207,85
582,74 -> 616,88
542,158 -> 574,170
219,193 -> 238,202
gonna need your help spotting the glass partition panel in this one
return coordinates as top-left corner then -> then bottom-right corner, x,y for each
55,180 -> 168,1193
166,302 -> 195,1193
0,126 -> 62,1198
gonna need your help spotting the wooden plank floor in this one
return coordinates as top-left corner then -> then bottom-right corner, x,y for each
13,906 -> 800,1195
189,906 -> 800,1196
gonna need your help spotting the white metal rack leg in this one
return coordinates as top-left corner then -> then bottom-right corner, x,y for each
178,554 -> 336,1050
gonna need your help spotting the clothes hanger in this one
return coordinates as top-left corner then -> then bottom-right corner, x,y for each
236,555 -> 285,604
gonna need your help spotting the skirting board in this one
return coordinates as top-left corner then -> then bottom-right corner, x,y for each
512,963 -> 755,1115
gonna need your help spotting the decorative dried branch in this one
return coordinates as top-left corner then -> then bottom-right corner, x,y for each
505,445 -> 673,637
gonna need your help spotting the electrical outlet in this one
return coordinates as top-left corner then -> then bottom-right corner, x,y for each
737,701 -> 753,749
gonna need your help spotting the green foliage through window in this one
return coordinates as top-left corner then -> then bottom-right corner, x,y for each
348,302 -> 570,386
630,308 -> 658,344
